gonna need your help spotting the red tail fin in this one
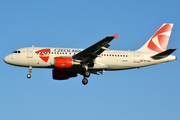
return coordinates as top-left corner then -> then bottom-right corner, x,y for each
138,24 -> 173,53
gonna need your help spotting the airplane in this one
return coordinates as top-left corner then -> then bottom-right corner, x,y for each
4,23 -> 177,85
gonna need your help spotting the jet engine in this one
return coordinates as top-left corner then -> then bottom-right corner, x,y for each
53,68 -> 77,80
54,57 -> 73,68
53,57 -> 81,68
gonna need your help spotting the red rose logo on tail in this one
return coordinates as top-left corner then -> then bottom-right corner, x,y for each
148,24 -> 172,53
36,49 -> 51,62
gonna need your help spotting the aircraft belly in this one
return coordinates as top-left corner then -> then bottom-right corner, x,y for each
89,63 -> 108,69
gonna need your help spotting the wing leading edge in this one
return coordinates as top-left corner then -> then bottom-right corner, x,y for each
73,34 -> 118,62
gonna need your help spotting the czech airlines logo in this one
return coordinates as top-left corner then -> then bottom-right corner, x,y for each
148,24 -> 173,53
36,49 -> 50,62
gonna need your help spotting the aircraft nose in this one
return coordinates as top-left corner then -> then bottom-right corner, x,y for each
4,55 -> 12,64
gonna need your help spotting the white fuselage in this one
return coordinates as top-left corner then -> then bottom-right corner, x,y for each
4,47 -> 177,72
3,24 -> 177,85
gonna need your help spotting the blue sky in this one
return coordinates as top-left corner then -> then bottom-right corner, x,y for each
1,0 -> 180,120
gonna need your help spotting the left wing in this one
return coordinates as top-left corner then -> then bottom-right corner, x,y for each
73,34 -> 118,63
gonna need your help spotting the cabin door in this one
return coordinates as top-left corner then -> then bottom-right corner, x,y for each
27,47 -> 33,58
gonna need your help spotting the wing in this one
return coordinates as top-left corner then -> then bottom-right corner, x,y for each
73,34 -> 118,63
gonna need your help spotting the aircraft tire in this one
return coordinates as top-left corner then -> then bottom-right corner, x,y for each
84,71 -> 90,78
27,74 -> 31,78
82,78 -> 88,85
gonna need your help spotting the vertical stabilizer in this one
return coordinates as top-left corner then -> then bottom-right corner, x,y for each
137,23 -> 173,53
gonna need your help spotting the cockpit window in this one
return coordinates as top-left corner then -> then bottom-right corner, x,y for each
13,50 -> 21,53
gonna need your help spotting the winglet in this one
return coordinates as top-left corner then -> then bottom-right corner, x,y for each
113,33 -> 119,39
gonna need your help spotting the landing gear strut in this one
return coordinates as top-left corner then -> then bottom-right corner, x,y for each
27,66 -> 32,79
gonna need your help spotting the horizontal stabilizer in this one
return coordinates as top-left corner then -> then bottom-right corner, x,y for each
151,49 -> 176,59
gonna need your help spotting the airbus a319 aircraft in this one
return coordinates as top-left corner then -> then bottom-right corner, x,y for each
4,23 -> 177,85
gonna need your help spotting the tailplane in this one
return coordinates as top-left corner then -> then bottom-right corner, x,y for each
151,48 -> 176,59
137,23 -> 173,53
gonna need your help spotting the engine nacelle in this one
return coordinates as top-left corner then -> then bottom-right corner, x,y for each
53,69 -> 77,80
54,57 -> 73,68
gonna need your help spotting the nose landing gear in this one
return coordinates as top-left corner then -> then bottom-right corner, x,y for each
27,74 -> 31,78
27,66 -> 32,79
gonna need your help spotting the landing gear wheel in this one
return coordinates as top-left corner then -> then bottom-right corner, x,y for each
27,74 -> 31,78
84,71 -> 90,78
82,78 -> 88,85
27,66 -> 32,79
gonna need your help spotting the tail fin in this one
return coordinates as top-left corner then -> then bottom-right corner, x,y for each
137,23 -> 173,53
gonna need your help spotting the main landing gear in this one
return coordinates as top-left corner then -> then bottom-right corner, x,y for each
82,78 -> 88,85
82,71 -> 91,85
27,66 -> 32,79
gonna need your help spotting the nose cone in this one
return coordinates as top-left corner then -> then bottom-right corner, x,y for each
4,55 -> 12,64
